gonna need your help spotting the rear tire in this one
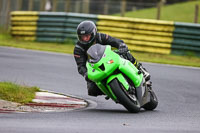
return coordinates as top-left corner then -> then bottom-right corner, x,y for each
109,79 -> 140,113
143,89 -> 158,110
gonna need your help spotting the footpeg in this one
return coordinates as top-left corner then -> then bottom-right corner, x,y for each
138,70 -> 142,74
105,96 -> 110,100
146,81 -> 152,87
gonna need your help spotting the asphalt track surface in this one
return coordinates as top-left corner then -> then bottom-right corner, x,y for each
0,46 -> 200,133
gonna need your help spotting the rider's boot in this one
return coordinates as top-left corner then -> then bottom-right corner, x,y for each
137,63 -> 150,81
87,81 -> 104,97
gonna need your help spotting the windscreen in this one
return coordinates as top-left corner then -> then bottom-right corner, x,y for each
87,44 -> 106,63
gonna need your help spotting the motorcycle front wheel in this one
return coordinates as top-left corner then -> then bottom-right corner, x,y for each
109,79 -> 141,113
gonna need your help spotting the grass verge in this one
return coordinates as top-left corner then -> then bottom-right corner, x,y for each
0,82 -> 40,104
1,33 -> 200,67
132,52 -> 200,67
0,33 -> 74,54
114,1 -> 200,23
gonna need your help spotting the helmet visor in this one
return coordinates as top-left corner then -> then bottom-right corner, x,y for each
78,34 -> 92,43
78,30 -> 95,45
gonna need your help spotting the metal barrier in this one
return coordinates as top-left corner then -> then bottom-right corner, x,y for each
11,11 -> 39,41
97,15 -> 174,54
172,22 -> 200,56
11,11 -> 97,42
11,11 -> 200,57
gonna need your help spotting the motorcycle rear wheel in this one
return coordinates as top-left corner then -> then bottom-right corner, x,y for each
109,79 -> 140,113
143,89 -> 158,110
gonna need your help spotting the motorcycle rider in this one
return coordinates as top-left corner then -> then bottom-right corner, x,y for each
73,20 -> 150,96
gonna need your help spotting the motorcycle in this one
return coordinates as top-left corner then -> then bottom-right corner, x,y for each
86,44 -> 158,113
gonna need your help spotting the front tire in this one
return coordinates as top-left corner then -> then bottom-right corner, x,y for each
109,79 -> 140,113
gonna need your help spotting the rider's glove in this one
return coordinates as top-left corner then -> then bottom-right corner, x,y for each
119,43 -> 128,54
84,73 -> 90,82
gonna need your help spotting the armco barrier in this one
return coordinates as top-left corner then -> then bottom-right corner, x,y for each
172,22 -> 200,56
11,11 -> 200,57
11,11 -> 39,41
97,15 -> 174,54
11,11 -> 98,42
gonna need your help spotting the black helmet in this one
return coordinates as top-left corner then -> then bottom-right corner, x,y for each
77,20 -> 97,46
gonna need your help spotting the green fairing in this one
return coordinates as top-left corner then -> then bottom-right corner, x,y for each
86,46 -> 120,82
106,73 -> 130,101
86,45 -> 143,101
96,82 -> 117,101
106,73 -> 129,90
118,58 -> 143,87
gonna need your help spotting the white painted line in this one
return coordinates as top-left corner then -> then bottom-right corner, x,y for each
36,92 -> 67,98
32,99 -> 87,105
34,92 -> 87,105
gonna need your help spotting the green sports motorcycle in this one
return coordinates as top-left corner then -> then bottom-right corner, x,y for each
86,44 -> 158,113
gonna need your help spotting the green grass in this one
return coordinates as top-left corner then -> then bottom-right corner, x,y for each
132,52 -> 200,67
1,33 -> 200,67
0,82 -> 40,104
114,1 -> 200,23
0,33 -> 74,54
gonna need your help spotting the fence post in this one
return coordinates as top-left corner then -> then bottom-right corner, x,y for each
194,4 -> 199,23
83,0 -> 90,14
0,0 -> 2,12
157,3 -> 161,20
104,0 -> 109,15
75,1 -> 81,13
28,0 -> 33,11
120,0 -> 126,17
65,0 -> 71,12
5,0 -> 10,30
17,0 -> 22,11
157,0 -> 165,20
40,0 -> 46,11
52,0 -> 57,12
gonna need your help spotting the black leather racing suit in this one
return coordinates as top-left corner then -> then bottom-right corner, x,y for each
73,32 -> 137,96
